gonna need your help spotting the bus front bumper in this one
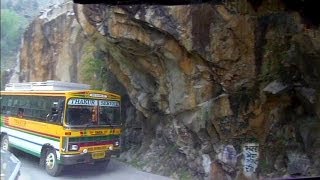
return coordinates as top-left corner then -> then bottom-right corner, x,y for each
60,152 -> 109,165
59,149 -> 121,165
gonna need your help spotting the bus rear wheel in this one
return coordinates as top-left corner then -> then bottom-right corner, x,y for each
1,135 -> 10,151
45,148 -> 63,176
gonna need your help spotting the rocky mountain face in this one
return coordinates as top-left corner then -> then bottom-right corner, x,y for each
19,1 -> 88,82
19,0 -> 320,179
1,0 -> 65,21
0,0 -> 66,75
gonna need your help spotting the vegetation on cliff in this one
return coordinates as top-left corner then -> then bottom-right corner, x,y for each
0,9 -> 26,71
80,46 -> 109,90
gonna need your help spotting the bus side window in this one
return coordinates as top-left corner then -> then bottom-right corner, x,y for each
46,98 -> 64,124
24,108 -> 32,118
9,97 -> 18,115
6,96 -> 13,115
0,97 -> 3,110
1,106 -> 6,114
7,98 -> 13,106
1,96 -> 6,112
17,108 -> 24,118
1,97 -> 7,115
47,107 -> 59,123
13,99 -> 18,107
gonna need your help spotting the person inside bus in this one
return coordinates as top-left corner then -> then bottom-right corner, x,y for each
50,107 -> 59,123
17,108 -> 24,118
91,107 -> 98,125
80,108 -> 91,125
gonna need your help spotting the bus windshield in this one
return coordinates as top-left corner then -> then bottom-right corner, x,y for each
66,98 -> 120,126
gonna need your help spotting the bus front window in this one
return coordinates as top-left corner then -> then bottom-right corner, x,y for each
66,98 -> 120,126
66,98 -> 97,126
99,106 -> 121,125
99,100 -> 121,125
66,106 -> 94,125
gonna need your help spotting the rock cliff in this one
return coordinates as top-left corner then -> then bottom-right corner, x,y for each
19,1 -> 89,82
19,0 -> 320,179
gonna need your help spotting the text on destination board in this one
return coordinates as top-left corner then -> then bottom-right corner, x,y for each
68,99 -> 98,106
99,100 -> 120,107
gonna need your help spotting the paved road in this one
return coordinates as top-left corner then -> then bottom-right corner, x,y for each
12,150 -> 172,180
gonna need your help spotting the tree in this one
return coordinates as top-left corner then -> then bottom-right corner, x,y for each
1,9 -> 26,56
1,9 -> 27,70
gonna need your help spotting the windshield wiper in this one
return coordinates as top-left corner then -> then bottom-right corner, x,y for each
84,122 -> 95,131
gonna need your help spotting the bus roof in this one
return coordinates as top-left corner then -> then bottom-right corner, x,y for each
0,90 -> 121,100
5,81 -> 90,91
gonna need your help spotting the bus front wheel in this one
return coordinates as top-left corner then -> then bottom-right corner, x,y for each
1,135 -> 10,151
45,148 -> 63,176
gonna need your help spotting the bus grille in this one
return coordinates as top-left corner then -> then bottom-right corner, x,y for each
68,135 -> 119,147
69,135 -> 118,143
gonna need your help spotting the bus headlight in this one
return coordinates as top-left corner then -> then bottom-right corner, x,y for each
69,144 -> 79,151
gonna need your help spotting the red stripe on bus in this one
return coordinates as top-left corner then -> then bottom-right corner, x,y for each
77,141 -> 114,147
4,116 -> 9,125
7,124 -> 60,139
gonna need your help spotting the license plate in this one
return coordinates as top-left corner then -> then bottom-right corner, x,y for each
92,152 -> 105,159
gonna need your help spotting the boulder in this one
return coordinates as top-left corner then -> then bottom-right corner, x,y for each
287,151 -> 310,176
263,81 -> 289,95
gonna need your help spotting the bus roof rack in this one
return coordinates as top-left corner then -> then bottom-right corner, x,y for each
5,80 -> 91,91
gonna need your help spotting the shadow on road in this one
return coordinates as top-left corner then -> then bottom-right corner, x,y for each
10,147 -> 171,180
11,148 -> 122,178
62,161 -> 123,178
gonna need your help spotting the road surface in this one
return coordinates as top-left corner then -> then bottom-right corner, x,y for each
12,150 -> 172,180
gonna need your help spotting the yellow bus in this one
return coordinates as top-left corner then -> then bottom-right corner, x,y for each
0,81 -> 122,176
